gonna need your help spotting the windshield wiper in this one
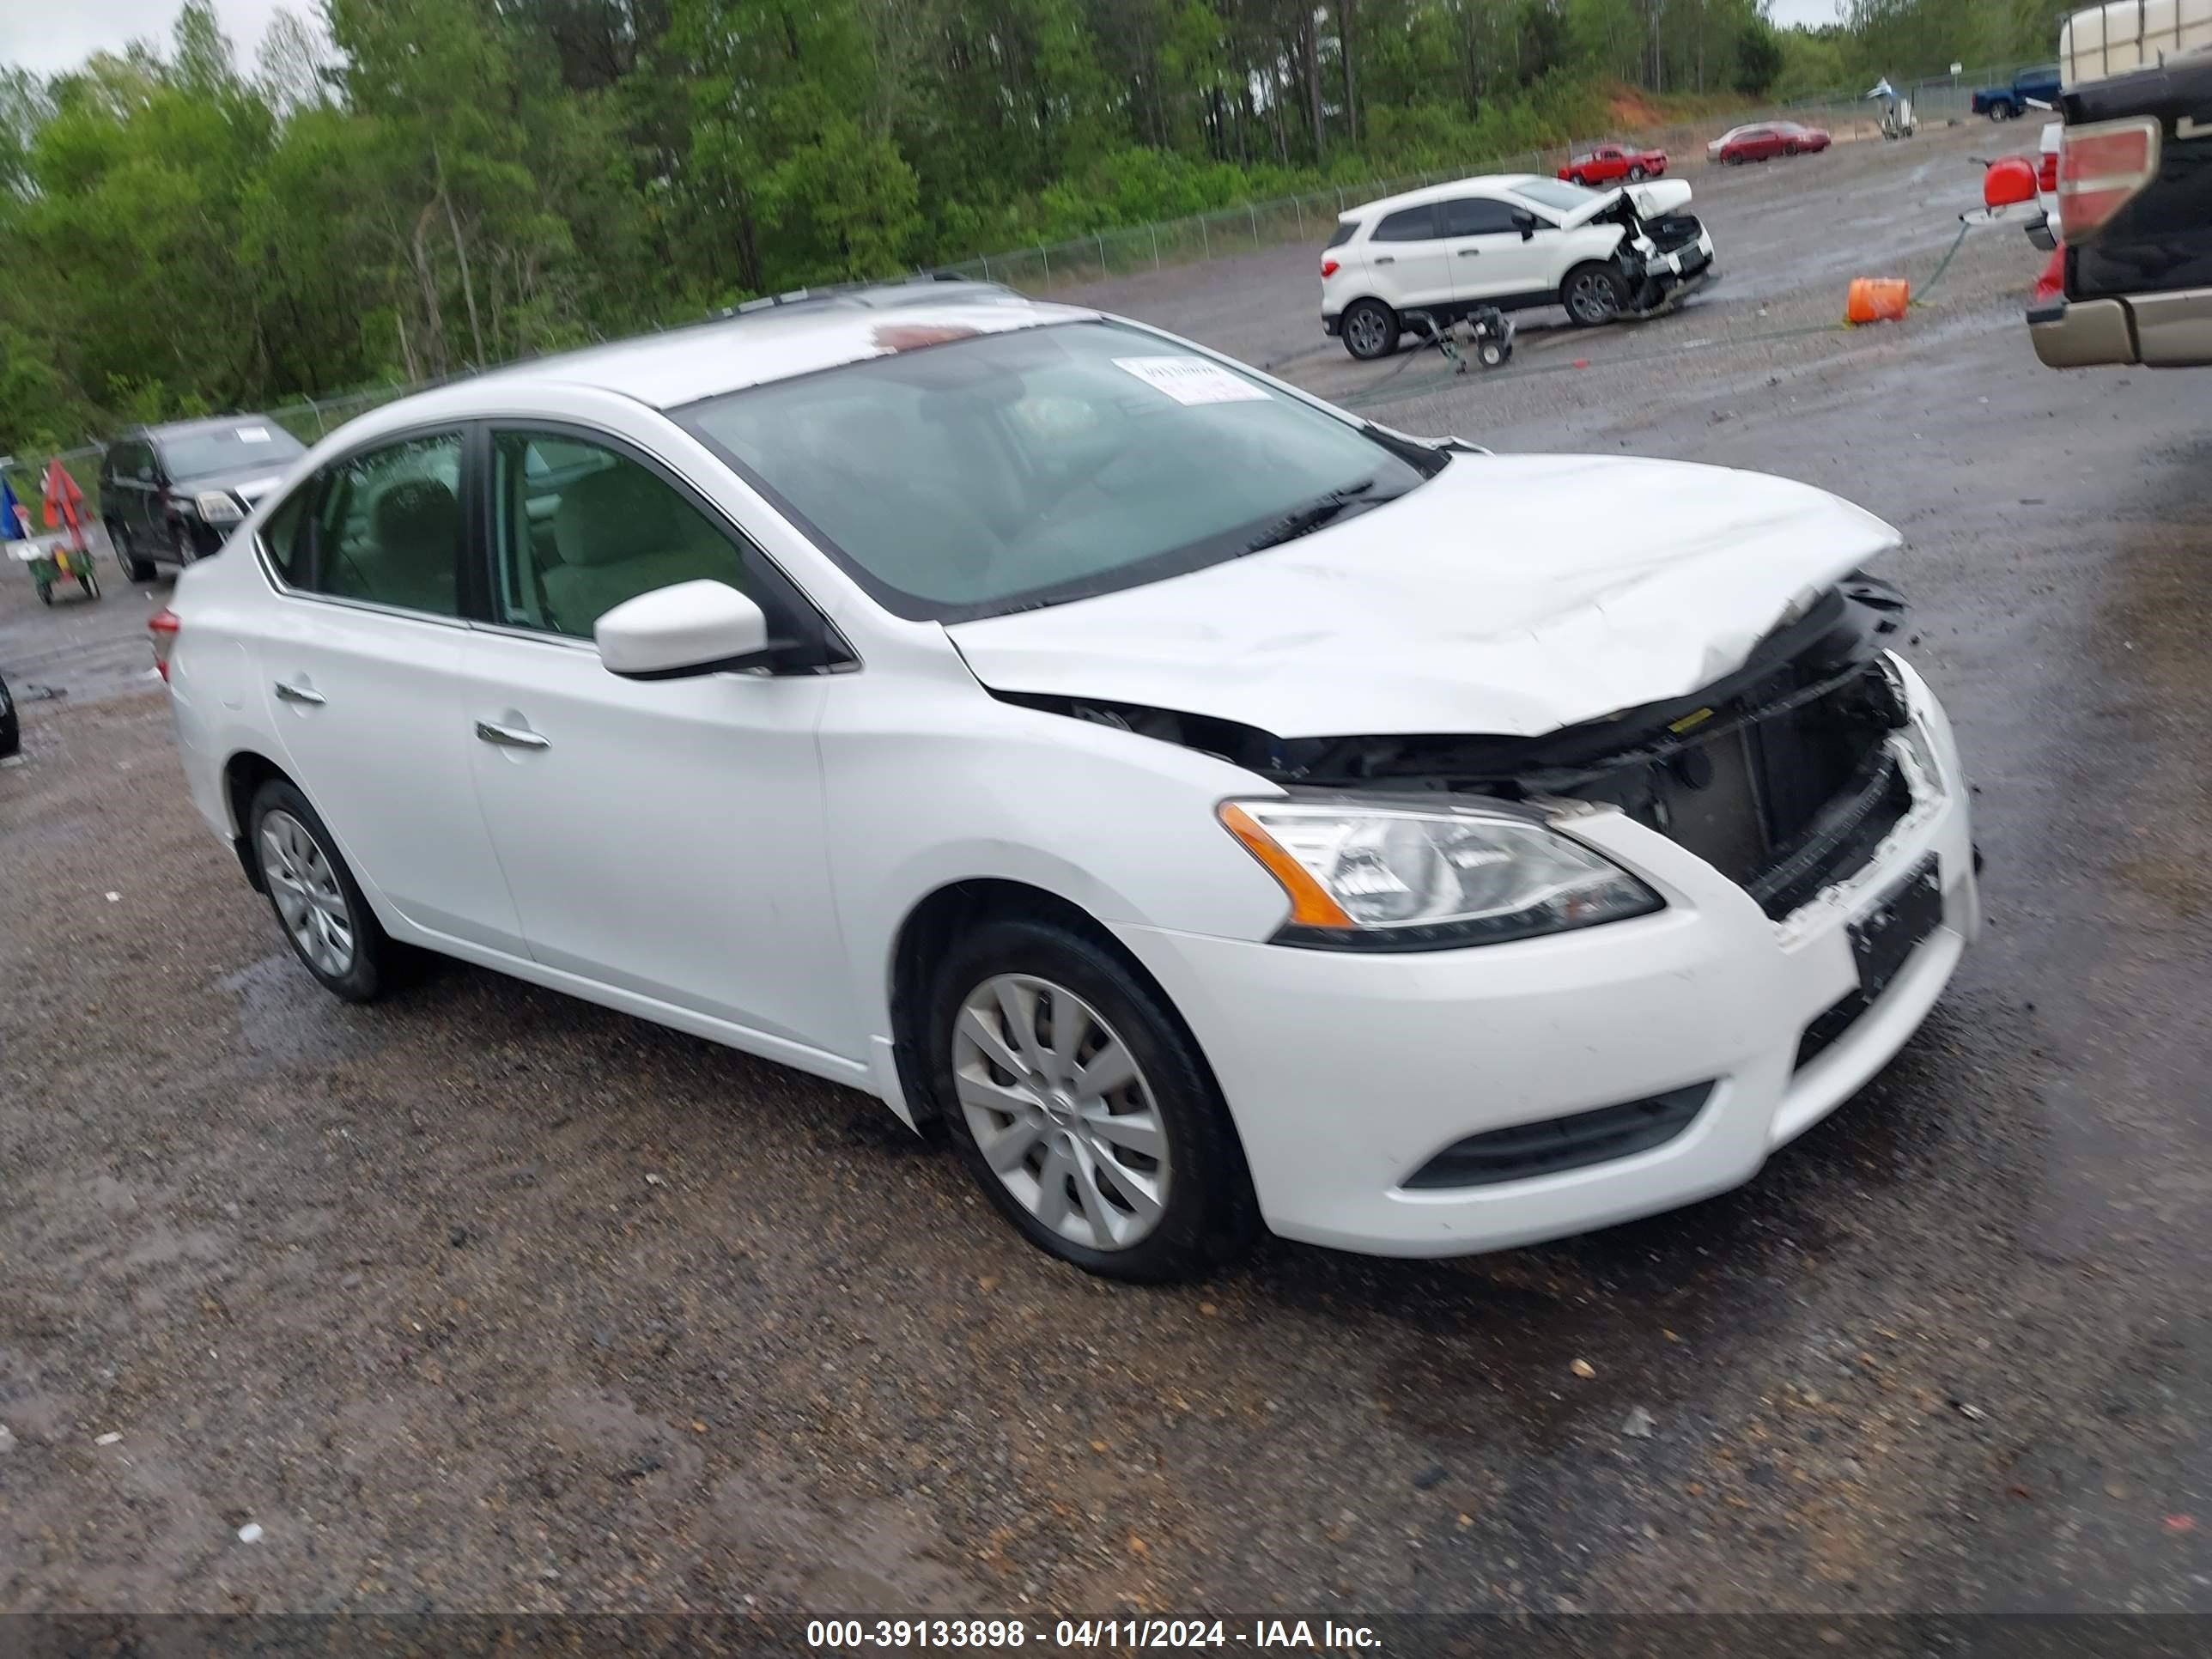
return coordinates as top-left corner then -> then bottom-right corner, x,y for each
1242,477 -> 1399,554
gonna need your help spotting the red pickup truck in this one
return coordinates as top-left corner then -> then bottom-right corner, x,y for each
1558,143 -> 1668,185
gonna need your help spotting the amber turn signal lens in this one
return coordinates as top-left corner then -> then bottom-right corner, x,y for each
1218,803 -> 1355,929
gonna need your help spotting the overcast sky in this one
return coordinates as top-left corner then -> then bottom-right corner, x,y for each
0,0 -> 296,76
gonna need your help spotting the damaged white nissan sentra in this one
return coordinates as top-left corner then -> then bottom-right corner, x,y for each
156,279 -> 1978,1282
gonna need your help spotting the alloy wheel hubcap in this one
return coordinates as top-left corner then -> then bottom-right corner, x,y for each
951,974 -> 1169,1252
259,811 -> 355,978
1571,276 -> 1615,322
1348,310 -> 1386,354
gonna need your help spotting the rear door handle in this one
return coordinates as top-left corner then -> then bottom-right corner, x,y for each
1457,248 -> 1481,257
273,680 -> 325,706
475,720 -> 550,751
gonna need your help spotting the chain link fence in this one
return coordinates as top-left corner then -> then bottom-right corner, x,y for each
936,63 -> 2041,293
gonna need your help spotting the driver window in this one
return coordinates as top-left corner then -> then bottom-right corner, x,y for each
304,432 -> 464,617
491,430 -> 753,640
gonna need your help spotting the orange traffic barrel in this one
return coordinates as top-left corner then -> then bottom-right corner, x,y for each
1846,277 -> 1911,324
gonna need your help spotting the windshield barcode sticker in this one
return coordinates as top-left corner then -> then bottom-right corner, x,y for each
1113,356 -> 1271,405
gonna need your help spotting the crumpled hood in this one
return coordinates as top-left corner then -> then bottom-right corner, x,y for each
1559,177 -> 1694,227
946,453 -> 1902,739
181,462 -> 295,504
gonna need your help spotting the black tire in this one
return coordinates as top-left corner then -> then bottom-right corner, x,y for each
1340,297 -> 1401,362
246,779 -> 396,1003
37,582 -> 52,606
1990,100 -> 2014,121
0,672 -> 19,759
1563,261 -> 1628,326
1626,165 -> 1646,181
928,915 -> 1260,1283
112,524 -> 155,584
78,563 -> 99,600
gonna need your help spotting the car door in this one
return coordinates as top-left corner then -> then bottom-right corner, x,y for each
1589,146 -> 1625,183
1364,204 -> 1453,311
255,426 -> 528,954
112,441 -> 155,545
1437,195 -> 1549,302
458,423 -> 854,1061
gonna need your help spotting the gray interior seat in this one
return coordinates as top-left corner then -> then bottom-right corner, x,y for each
542,464 -> 745,633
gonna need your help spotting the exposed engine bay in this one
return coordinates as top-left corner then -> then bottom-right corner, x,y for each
1004,574 -> 1915,921
1596,191 -> 1717,314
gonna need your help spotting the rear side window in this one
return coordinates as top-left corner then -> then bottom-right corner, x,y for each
301,432 -> 465,617
1325,220 -> 1361,249
1372,205 -> 1437,242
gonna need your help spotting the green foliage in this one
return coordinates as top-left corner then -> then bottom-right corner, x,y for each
1735,19 -> 1784,96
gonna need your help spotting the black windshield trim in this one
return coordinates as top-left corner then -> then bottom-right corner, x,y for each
668,319 -> 1446,626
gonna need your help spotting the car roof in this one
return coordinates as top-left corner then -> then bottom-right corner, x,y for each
1342,173 -> 1548,220
426,278 -> 1092,411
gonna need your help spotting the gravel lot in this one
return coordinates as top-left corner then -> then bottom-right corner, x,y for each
5,118 -> 2211,1627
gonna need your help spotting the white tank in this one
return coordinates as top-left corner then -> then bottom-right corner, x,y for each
2061,0 -> 2212,86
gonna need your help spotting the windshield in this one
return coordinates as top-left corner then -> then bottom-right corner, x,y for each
1511,178 -> 1599,213
678,320 -> 1441,622
162,421 -> 305,481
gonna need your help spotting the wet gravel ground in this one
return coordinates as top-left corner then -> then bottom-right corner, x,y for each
5,119 -> 2212,1624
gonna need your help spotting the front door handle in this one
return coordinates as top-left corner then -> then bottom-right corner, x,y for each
273,680 -> 325,706
1372,255 -> 1395,264
475,720 -> 550,751
1458,248 -> 1481,257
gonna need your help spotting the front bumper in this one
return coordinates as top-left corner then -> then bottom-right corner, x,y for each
2029,286 -> 2212,368
1112,660 -> 1978,1258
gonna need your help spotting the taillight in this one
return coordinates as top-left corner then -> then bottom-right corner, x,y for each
1321,257 -> 1340,278
2033,246 -> 2065,304
149,607 -> 179,682
2057,116 -> 2160,244
2038,150 -> 2058,194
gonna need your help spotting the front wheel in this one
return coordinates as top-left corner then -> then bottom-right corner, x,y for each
930,917 -> 1259,1282
113,524 -> 155,584
77,562 -> 99,600
1563,262 -> 1627,326
1340,297 -> 1401,361
248,780 -> 398,1003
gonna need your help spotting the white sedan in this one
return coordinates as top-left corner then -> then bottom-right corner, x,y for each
154,280 -> 1977,1281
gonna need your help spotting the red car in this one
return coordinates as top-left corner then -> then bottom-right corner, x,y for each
1708,121 -> 1832,165
1557,143 -> 1668,186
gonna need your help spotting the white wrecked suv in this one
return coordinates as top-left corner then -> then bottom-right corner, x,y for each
153,280 -> 1977,1282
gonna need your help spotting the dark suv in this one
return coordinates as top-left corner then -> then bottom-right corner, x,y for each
99,416 -> 307,581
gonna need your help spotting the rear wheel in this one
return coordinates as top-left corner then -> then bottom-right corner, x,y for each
1563,262 -> 1627,326
77,562 -> 99,600
1626,164 -> 1646,181
1340,297 -> 1400,361
1990,100 -> 2015,120
930,917 -> 1259,1282
248,780 -> 396,1003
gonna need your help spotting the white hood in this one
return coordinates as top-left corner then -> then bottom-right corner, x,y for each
1558,178 -> 1694,227
947,453 -> 1901,739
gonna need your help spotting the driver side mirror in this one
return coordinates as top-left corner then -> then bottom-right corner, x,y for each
596,580 -> 774,679
1512,210 -> 1537,240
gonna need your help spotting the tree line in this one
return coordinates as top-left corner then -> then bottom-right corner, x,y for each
0,0 -> 2059,454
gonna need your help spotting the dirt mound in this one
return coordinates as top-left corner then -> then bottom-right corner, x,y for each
1606,85 -> 1668,129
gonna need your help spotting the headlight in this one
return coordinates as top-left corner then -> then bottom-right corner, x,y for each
192,491 -> 243,524
1218,799 -> 1662,951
